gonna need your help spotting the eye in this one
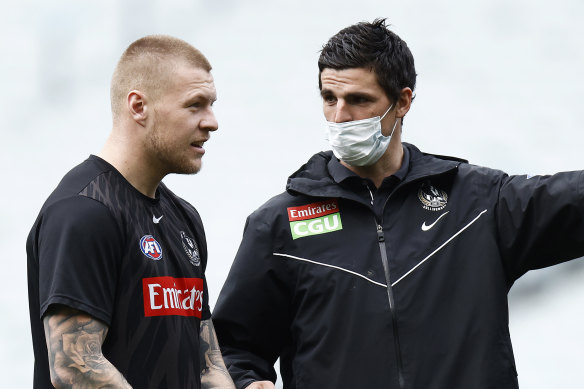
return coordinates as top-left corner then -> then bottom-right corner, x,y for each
322,95 -> 337,104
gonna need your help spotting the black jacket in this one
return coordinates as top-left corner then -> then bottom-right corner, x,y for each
213,143 -> 584,389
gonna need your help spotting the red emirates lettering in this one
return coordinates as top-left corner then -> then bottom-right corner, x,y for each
142,277 -> 204,318
287,199 -> 339,221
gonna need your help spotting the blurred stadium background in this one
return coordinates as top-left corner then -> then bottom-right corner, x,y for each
2,0 -> 584,387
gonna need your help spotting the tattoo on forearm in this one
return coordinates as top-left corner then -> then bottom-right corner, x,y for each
200,319 -> 235,389
43,306 -> 132,388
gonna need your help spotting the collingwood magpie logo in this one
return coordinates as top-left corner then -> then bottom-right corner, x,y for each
180,231 -> 200,266
418,183 -> 448,211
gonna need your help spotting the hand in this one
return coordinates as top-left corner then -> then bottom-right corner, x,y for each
247,381 -> 276,389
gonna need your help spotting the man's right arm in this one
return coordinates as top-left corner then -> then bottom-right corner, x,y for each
213,212 -> 291,388
43,305 -> 132,388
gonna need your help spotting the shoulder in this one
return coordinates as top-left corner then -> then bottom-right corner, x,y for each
42,157 -> 123,222
245,190 -> 335,242
456,162 -> 508,186
248,191 -> 299,222
35,195 -> 121,245
409,144 -> 508,182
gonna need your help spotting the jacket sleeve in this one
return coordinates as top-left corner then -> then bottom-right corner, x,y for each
496,170 -> 584,281
213,210 -> 293,389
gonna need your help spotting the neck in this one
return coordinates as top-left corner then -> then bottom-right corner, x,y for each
341,140 -> 404,189
99,127 -> 164,198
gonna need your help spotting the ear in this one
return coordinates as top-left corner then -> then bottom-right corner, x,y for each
396,87 -> 413,119
127,90 -> 149,126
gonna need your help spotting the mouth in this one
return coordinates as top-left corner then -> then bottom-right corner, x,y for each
190,139 -> 208,153
191,140 -> 206,148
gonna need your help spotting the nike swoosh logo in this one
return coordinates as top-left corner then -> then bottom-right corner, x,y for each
153,215 -> 164,224
421,211 -> 449,231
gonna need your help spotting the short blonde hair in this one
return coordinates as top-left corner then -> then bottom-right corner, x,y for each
110,35 -> 211,119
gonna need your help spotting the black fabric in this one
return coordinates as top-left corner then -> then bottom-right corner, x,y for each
327,147 -> 410,220
27,155 -> 211,389
213,143 -> 584,389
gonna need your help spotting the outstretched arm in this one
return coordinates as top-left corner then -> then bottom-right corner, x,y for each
43,305 -> 132,388
200,319 -> 236,389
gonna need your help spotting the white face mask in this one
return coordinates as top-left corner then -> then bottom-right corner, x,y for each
325,104 -> 399,166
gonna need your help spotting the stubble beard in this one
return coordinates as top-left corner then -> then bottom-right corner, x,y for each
148,124 -> 201,176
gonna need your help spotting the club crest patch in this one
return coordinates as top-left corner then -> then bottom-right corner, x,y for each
418,183 -> 448,211
287,199 -> 342,240
180,231 -> 200,266
140,235 -> 163,260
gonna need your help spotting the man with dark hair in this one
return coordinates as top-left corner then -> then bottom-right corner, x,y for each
212,19 -> 584,389
27,35 -> 235,389
317,19 -> 416,105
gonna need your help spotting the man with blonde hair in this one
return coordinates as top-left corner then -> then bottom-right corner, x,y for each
27,35 -> 234,389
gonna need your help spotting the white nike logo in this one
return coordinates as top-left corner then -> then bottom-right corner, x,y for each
421,211 -> 449,231
153,215 -> 164,224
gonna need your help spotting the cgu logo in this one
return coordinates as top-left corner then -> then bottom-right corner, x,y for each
140,235 -> 163,260
291,214 -> 342,239
288,199 -> 343,240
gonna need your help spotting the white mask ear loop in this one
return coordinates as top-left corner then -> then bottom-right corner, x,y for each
379,103 -> 394,121
380,103 -> 399,137
389,117 -> 399,137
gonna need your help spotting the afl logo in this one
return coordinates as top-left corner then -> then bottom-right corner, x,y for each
418,183 -> 448,211
140,235 -> 163,260
180,231 -> 200,267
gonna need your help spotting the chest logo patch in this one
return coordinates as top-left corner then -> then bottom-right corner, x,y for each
287,199 -> 342,240
140,235 -> 163,260
418,183 -> 448,211
143,277 -> 204,318
180,231 -> 200,267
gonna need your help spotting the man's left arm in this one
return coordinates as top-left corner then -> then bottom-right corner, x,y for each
497,171 -> 584,279
200,319 -> 235,389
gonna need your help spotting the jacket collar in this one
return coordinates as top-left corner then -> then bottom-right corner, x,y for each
327,146 -> 411,186
286,143 -> 465,199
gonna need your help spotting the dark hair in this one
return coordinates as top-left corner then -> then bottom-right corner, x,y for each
318,18 -> 416,103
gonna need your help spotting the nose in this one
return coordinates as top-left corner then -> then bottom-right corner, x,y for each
333,100 -> 352,123
201,108 -> 219,132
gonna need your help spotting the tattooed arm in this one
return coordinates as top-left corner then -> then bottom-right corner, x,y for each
200,319 -> 235,389
43,305 -> 132,389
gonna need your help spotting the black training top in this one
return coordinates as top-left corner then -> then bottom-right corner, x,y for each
27,155 -> 211,388
213,144 -> 584,389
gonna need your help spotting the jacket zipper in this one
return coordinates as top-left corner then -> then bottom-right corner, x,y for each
361,168 -> 459,388
368,184 -> 406,389
376,223 -> 406,389
373,171 -> 457,388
